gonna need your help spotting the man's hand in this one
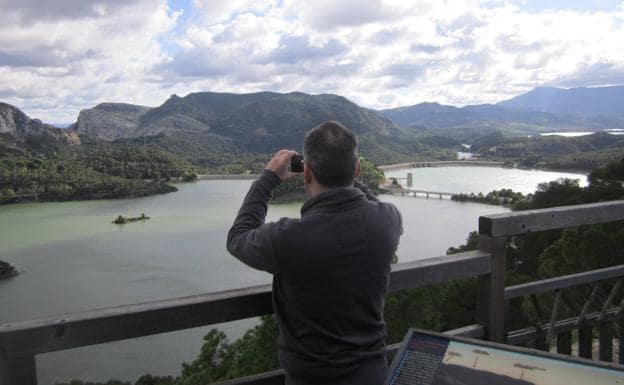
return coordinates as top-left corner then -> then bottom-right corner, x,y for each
265,149 -> 297,181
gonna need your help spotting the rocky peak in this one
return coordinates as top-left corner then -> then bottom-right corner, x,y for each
0,102 -> 80,147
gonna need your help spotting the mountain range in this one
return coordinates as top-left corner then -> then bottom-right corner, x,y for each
2,85 -> 624,169
72,92 -> 403,150
378,85 -> 624,132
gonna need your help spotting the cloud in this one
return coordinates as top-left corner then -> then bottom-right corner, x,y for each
2,0 -> 624,123
2,0 -> 144,24
285,0 -> 396,29
263,35 -> 347,64
191,0 -> 276,24
0,0 -> 179,122
550,62 -> 624,88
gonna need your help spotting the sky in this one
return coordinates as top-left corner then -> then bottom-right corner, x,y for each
1,0 -> 624,123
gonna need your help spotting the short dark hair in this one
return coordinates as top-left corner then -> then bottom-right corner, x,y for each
303,121 -> 358,188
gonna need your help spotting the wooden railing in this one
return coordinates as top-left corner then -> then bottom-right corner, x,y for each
2,200 -> 624,384
478,200 -> 624,361
0,251 -> 491,385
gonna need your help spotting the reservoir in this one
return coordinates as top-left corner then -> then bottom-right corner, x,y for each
0,166 -> 587,384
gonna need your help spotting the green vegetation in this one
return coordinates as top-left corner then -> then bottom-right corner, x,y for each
0,260 -> 18,280
55,157 -> 624,385
0,138 -> 198,204
473,132 -> 624,172
451,189 -> 528,207
113,213 -> 150,224
118,134 -> 268,175
271,156 -> 386,203
271,174 -> 307,203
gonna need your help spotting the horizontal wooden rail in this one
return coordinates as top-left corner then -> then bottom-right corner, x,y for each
479,200 -> 624,237
0,251 -> 490,360
0,285 -> 274,360
505,264 -> 624,299
388,250 -> 491,292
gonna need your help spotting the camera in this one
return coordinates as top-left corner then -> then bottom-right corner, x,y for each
290,154 -> 304,173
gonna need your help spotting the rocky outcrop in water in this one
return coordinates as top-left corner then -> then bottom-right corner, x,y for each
0,260 -> 18,280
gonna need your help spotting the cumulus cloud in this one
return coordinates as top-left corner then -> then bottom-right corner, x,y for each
2,0 -> 145,24
0,0 -> 179,121
1,0 -> 624,122
550,62 -> 624,88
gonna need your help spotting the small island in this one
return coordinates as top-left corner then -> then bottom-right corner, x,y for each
113,213 -> 150,224
0,260 -> 18,280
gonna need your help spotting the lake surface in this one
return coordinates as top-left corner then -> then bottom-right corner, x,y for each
0,166 -> 586,384
536,130 -> 624,137
385,166 -> 587,195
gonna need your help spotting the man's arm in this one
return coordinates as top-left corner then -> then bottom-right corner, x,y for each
226,150 -> 296,274
226,170 -> 281,273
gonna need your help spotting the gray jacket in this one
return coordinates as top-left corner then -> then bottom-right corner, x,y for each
227,170 -> 403,383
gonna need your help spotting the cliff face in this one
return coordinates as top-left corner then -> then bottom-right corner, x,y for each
0,102 -> 80,147
72,103 -> 150,140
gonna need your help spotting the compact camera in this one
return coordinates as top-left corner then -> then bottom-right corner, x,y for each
290,154 -> 304,173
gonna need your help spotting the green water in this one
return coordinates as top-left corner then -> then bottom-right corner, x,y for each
0,168 -> 585,384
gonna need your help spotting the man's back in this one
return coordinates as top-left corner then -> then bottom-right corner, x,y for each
272,182 -> 402,382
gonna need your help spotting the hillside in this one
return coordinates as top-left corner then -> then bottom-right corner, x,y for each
474,132 -> 624,171
74,92 -> 403,146
0,104 -> 198,204
0,102 -> 80,150
70,92 -> 441,166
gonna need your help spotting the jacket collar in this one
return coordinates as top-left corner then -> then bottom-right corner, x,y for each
300,187 -> 366,216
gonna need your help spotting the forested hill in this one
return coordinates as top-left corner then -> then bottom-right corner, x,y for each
0,102 -> 80,150
72,91 -> 404,151
69,92 -> 452,167
0,104 -> 198,204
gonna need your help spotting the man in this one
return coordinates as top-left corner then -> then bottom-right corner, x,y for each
227,121 -> 403,385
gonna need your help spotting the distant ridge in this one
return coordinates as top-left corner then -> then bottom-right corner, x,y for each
378,85 -> 624,130
496,85 -> 624,117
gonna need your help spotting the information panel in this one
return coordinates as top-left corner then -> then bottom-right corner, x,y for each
386,329 -> 624,385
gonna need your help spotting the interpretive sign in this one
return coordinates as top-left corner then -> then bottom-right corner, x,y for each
386,329 -> 624,385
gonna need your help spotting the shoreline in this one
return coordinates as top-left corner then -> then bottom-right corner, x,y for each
379,160 -> 589,176
0,164 -> 589,207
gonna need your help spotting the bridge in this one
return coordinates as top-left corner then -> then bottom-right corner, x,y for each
198,174 -> 260,180
379,160 -> 506,171
386,187 -> 455,199
2,200 -> 624,384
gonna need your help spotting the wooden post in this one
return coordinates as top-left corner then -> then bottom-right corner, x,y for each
534,331 -> 548,351
619,319 -> 624,365
578,326 -> 593,359
598,322 -> 613,362
407,172 -> 413,187
477,236 -> 507,343
0,356 -> 37,385
557,331 -> 572,355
